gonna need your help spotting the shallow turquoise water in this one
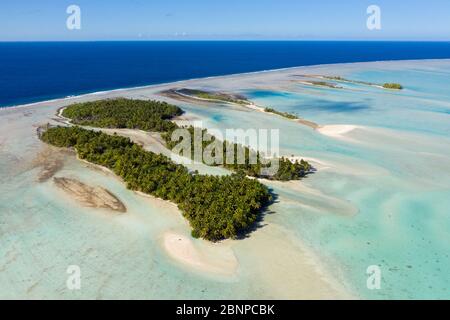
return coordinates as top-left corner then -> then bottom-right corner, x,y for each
239,61 -> 450,299
1,60 -> 449,299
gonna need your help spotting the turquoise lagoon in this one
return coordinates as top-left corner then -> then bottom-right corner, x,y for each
1,60 -> 450,299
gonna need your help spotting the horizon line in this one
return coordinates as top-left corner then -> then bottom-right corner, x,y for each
1,39 -> 450,43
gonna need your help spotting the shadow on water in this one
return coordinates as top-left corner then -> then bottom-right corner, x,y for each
302,100 -> 371,113
235,163 -> 316,241
235,188 -> 279,241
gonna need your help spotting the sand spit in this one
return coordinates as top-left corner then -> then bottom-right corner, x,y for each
247,104 -> 319,129
159,89 -> 215,105
295,118 -> 319,129
293,80 -> 343,89
161,86 -> 371,134
53,177 -> 126,213
160,88 -> 320,130
292,74 -> 385,89
172,114 -> 202,124
317,125 -> 359,139
90,128 -> 170,156
159,88 -> 248,106
162,232 -> 238,276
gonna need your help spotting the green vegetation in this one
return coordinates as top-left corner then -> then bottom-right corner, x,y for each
324,76 -> 346,81
322,76 -> 375,86
163,126 -> 312,181
264,107 -> 298,120
178,89 -> 249,105
62,98 -> 183,132
382,83 -> 403,90
41,126 -> 271,241
61,99 -> 313,181
273,157 -> 312,181
307,81 -> 340,89
322,76 -> 403,90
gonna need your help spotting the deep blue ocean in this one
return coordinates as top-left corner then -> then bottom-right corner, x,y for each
1,41 -> 450,107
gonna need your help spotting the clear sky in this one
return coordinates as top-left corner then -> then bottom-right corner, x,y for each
1,0 -> 449,41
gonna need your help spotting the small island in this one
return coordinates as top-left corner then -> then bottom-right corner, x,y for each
61,99 -> 312,181
41,126 -> 272,241
303,81 -> 342,89
382,83 -> 403,90
264,107 -> 299,120
43,98 -> 314,241
317,75 -> 403,90
161,88 -> 250,105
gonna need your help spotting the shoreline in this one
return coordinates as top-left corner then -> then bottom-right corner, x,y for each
161,87 -> 321,130
1,57 -> 448,299
45,102 -> 354,297
0,57 -> 384,300
1,58 -> 449,110
161,231 -> 239,277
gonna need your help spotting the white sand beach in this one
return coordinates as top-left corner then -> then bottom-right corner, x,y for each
317,125 -> 359,139
5,60 -> 450,299
0,63 -> 380,299
162,232 -> 239,277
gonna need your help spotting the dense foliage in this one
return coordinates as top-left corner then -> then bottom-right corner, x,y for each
323,76 -> 375,86
62,98 -> 183,132
61,98 -> 312,181
264,107 -> 298,120
41,126 -> 271,241
323,76 -> 403,90
163,126 -> 312,181
308,81 -> 340,89
383,83 -> 403,90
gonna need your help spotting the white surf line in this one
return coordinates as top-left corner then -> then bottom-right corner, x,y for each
2,58 -> 449,112
171,89 -> 244,105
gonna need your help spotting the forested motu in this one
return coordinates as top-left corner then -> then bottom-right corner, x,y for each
62,98 -> 183,132
162,126 -> 312,181
41,126 -> 271,241
176,88 -> 250,105
264,107 -> 299,120
62,98 -> 312,181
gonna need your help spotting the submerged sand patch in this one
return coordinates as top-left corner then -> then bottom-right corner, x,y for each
233,223 -> 354,299
264,179 -> 359,217
31,146 -> 70,182
53,177 -> 126,213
